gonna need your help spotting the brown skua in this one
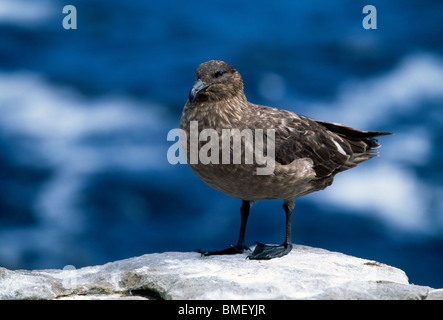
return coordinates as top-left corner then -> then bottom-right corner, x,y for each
180,60 -> 392,259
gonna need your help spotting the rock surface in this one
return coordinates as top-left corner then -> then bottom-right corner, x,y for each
0,245 -> 440,300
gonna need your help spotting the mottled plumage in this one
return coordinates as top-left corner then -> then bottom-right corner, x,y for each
180,60 -> 392,259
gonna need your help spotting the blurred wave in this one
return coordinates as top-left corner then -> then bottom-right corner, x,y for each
0,0 -> 56,27
0,71 -> 172,266
310,53 -> 443,234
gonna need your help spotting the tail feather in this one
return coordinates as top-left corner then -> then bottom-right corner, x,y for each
316,120 -> 392,153
315,120 -> 393,139
315,119 -> 393,174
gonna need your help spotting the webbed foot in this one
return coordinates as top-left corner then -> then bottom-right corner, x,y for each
196,244 -> 250,256
247,242 -> 292,260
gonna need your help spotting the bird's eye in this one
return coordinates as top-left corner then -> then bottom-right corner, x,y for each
214,71 -> 224,78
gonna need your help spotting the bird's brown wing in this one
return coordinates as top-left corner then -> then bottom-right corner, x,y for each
275,116 -> 353,177
249,104 -> 392,178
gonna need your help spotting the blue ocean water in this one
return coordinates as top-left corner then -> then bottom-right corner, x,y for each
1,0 -> 443,288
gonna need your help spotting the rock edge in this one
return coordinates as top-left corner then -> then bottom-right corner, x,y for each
0,245 -> 439,300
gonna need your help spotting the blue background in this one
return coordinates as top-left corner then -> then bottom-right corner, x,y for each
1,0 -> 443,288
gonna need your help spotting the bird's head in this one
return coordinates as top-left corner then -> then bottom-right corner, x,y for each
188,60 -> 245,103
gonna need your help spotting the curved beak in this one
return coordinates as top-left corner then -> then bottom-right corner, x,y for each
189,79 -> 212,103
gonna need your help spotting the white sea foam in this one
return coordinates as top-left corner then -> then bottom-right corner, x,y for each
308,53 -> 443,235
309,53 -> 443,129
316,163 -> 432,233
0,71 -> 169,232
0,0 -> 56,26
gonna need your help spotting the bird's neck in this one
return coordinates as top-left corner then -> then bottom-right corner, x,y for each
188,95 -> 249,129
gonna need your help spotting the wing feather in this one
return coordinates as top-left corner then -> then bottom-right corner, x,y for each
247,103 -> 392,178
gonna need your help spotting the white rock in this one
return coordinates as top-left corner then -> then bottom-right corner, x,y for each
426,289 -> 443,300
0,245 -> 438,300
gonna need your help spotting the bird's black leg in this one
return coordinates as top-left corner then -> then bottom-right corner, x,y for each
248,200 -> 294,260
197,200 -> 251,256
236,200 -> 251,250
